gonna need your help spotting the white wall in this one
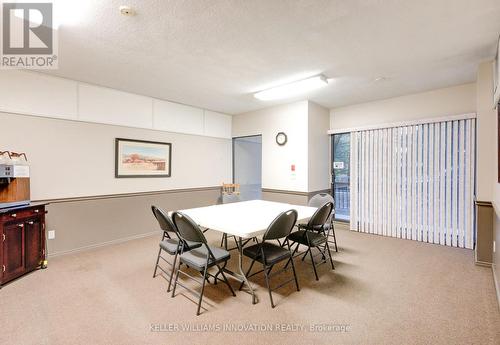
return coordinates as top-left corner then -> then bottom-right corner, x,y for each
0,70 -> 78,120
479,60 -> 500,296
329,83 -> 476,131
0,70 -> 232,139
0,112 -> 231,200
477,62 -> 497,202
308,102 -> 331,192
232,101 -> 309,192
0,70 -> 233,200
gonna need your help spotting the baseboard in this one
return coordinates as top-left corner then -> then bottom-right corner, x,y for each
475,249 -> 493,267
475,260 -> 493,267
333,221 -> 350,231
48,230 -> 161,257
493,264 -> 500,311
261,188 -> 309,196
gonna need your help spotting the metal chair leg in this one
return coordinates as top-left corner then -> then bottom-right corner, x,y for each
196,264 -> 209,316
331,226 -> 338,252
309,246 -> 319,281
239,258 -> 256,290
284,242 -> 300,269
220,233 -> 225,247
213,260 -> 226,285
325,241 -> 335,270
171,262 -> 181,298
321,241 -> 328,262
289,254 -> 300,291
216,263 -> 236,296
167,251 -> 179,292
233,236 -> 240,251
153,247 -> 162,278
262,263 -> 275,308
301,247 -> 310,261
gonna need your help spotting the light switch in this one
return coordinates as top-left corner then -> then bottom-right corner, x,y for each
48,230 -> 56,240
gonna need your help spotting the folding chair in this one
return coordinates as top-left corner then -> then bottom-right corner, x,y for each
151,206 -> 201,292
308,193 -> 338,252
171,211 -> 236,316
241,209 -> 300,308
287,202 -> 335,281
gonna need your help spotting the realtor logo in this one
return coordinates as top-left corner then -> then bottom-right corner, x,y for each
1,2 -> 58,69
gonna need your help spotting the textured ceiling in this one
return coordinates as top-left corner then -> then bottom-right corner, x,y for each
43,0 -> 500,114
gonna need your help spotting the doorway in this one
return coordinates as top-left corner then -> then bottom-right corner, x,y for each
233,135 -> 262,201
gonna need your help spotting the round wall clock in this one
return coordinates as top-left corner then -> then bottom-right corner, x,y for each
276,132 -> 287,146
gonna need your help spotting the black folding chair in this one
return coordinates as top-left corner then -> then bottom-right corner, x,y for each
286,202 -> 335,281
240,209 -> 300,308
171,212 -> 236,316
308,193 -> 338,252
151,206 -> 201,292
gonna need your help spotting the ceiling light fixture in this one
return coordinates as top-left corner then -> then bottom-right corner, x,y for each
254,75 -> 329,101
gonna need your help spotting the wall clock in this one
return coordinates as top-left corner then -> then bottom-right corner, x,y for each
276,132 -> 287,146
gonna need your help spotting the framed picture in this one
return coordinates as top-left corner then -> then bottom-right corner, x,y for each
115,138 -> 171,178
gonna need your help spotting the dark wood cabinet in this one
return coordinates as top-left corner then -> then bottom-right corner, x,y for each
25,217 -> 43,270
3,222 -> 25,282
0,204 -> 46,287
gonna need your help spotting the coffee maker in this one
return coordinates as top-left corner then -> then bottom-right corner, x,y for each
0,151 -> 30,208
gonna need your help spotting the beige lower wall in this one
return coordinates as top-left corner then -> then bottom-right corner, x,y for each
46,187 -> 221,256
45,187 -> 332,256
475,202 -> 494,266
493,208 -> 500,308
262,189 -> 309,206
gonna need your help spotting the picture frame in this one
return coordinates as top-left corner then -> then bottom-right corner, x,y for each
115,138 -> 172,178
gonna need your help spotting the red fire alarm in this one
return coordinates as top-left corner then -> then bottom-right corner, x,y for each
291,164 -> 295,172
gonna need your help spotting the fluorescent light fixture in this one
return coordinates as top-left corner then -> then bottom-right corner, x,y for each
254,75 -> 329,101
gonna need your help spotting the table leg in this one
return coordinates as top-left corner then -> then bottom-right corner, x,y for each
238,237 -> 257,304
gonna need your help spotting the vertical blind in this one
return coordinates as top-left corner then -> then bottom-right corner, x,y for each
350,118 -> 476,249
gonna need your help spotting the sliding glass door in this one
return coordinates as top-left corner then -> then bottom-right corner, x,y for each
332,133 -> 350,221
349,118 -> 476,249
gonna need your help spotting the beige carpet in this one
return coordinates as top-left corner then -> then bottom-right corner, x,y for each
1,229 -> 499,345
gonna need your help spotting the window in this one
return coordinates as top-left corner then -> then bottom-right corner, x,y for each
332,133 -> 350,221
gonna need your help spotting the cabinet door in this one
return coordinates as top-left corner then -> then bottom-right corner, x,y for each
2,222 -> 25,282
25,218 -> 42,270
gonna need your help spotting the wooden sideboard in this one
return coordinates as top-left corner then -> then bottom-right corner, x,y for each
0,203 -> 46,287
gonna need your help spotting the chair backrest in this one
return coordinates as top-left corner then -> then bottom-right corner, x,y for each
222,183 -> 240,195
308,193 -> 334,208
307,202 -> 334,228
171,212 -> 207,244
263,209 -> 298,241
151,206 -> 178,235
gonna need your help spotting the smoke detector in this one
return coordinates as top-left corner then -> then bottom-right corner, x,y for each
119,6 -> 135,16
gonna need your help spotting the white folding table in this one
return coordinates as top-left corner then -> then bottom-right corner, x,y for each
178,199 -> 317,304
